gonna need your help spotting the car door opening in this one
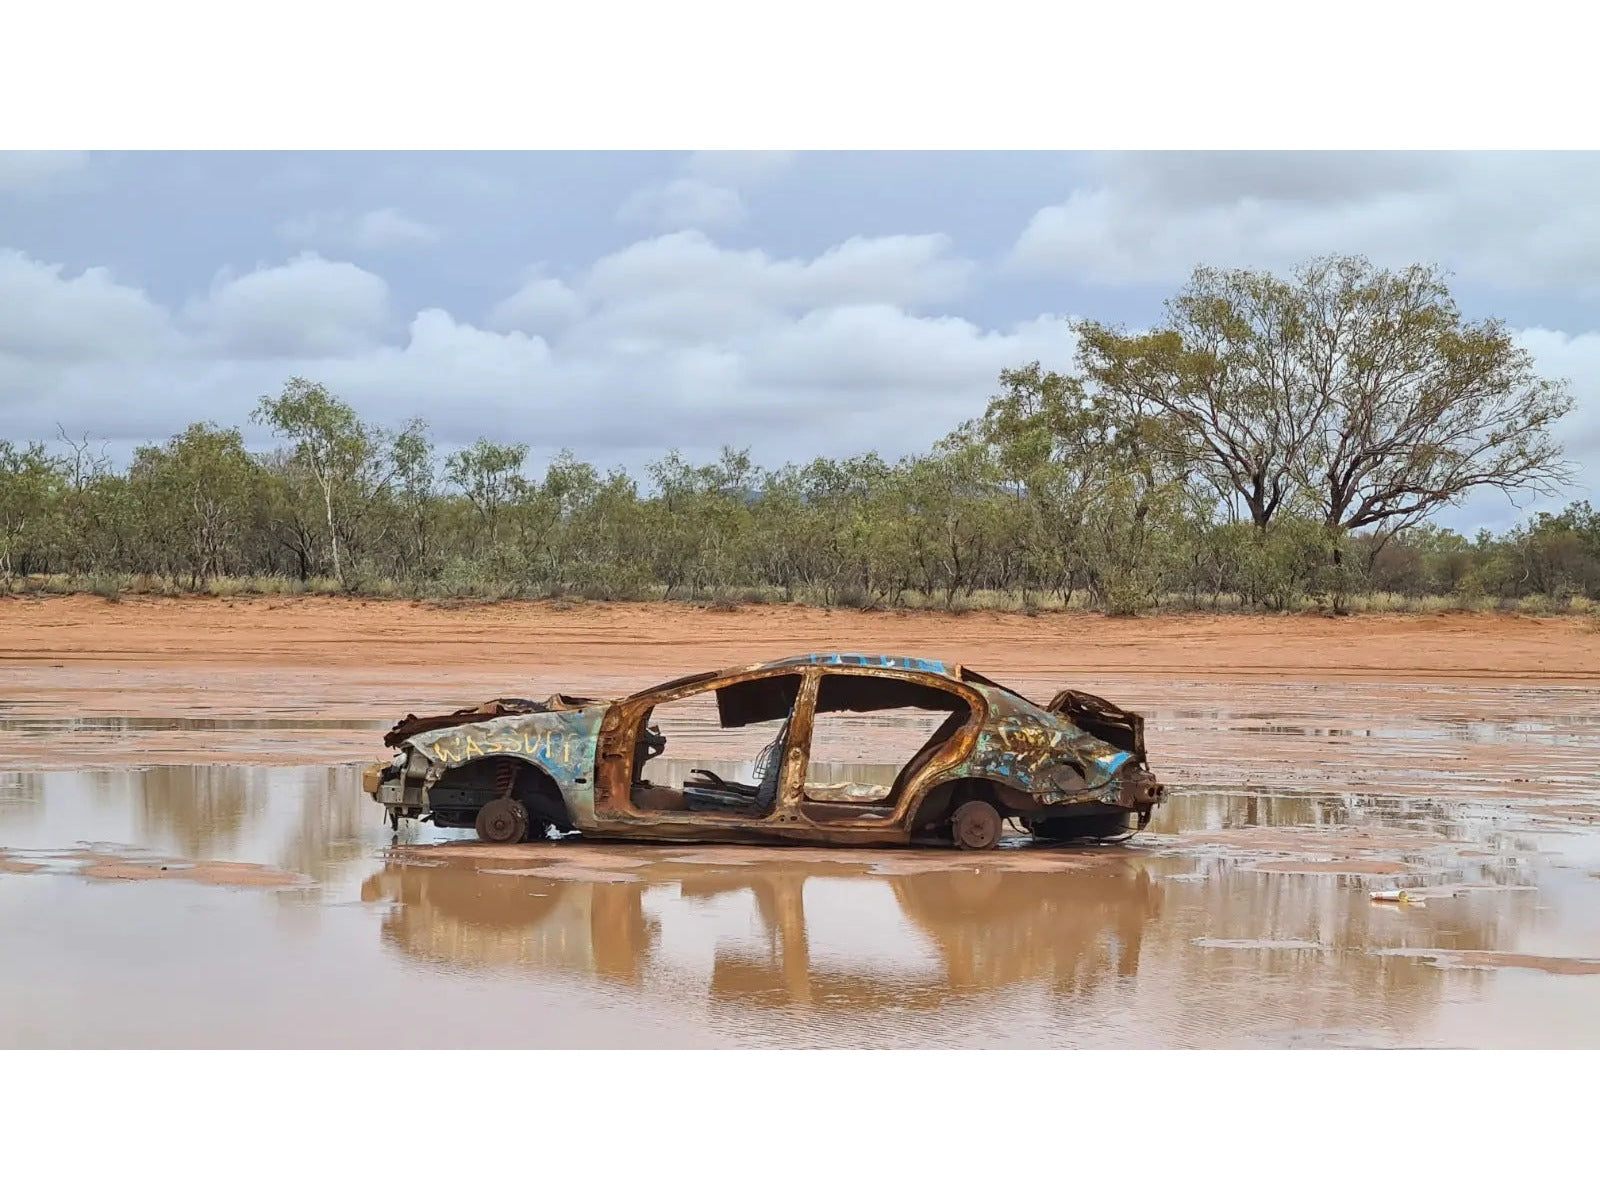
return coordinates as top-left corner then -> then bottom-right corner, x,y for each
628,672 -> 804,817
800,674 -> 973,824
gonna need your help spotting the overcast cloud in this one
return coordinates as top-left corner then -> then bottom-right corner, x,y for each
0,150 -> 1595,533
277,206 -> 440,252
1010,152 -> 1600,295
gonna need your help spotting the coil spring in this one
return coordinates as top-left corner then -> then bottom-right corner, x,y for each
495,759 -> 519,800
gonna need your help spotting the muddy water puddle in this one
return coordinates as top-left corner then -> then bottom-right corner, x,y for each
0,704 -> 388,769
3,679 -> 1599,1048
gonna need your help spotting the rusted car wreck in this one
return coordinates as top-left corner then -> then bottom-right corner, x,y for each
364,653 -> 1165,851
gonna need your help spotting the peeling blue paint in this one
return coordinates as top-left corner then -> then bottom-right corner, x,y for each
1101,750 -> 1133,775
795,652 -> 950,675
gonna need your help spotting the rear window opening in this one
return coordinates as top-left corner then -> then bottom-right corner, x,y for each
801,675 -> 972,823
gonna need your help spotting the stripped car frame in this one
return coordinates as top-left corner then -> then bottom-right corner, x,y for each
364,653 -> 1165,851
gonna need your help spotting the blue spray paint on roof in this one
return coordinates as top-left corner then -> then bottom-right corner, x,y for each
788,652 -> 952,675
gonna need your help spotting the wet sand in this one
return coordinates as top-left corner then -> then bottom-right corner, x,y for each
2,597 -> 1598,1047
4,593 -> 1597,680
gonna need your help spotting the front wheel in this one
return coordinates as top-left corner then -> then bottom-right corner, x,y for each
475,797 -> 529,844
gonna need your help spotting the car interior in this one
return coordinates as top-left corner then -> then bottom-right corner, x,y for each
629,672 -> 803,816
627,670 -> 973,822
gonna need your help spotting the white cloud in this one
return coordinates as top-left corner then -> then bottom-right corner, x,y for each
316,309 -> 556,439
350,207 -> 439,248
685,151 -> 796,187
584,231 -> 972,323
1009,152 -> 1600,293
488,275 -> 585,334
749,305 -> 1033,390
0,249 -> 172,362
278,207 -> 440,250
297,236 -> 1060,456
189,253 -> 389,357
0,228 -> 1052,466
616,177 -> 746,231
0,151 -> 91,196
801,235 -> 974,308
615,152 -> 793,234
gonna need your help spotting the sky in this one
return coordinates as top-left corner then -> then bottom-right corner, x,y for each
2,149 -> 1598,533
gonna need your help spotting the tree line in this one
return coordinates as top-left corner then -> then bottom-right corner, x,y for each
2,255 -> 1593,615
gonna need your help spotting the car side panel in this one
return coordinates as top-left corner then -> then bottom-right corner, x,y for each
405,707 -> 606,825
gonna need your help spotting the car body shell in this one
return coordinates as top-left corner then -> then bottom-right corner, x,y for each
366,653 -> 1165,848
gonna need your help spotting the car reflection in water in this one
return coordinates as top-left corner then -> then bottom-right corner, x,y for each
355,756 -> 1554,1044
359,850 -> 1163,1010
360,861 -> 662,985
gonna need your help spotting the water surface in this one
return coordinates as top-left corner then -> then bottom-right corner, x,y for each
4,679 -> 1598,1049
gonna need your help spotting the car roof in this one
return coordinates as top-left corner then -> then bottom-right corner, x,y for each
628,654 -> 968,715
752,652 -> 956,678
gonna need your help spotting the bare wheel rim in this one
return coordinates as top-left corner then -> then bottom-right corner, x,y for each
951,799 -> 1001,851
476,797 -> 528,844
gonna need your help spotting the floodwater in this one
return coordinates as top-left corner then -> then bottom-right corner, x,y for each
3,681 -> 1599,1048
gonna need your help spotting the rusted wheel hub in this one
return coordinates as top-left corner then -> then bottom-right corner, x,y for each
475,797 -> 529,844
951,799 -> 1002,851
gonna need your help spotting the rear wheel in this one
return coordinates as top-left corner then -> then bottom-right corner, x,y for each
951,799 -> 1002,851
475,797 -> 529,844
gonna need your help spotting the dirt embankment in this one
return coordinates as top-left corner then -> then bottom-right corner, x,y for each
1,594 -> 1596,682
